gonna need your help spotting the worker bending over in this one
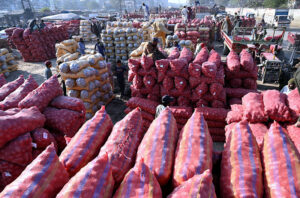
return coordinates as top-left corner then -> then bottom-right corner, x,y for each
152,20 -> 172,48
143,38 -> 166,61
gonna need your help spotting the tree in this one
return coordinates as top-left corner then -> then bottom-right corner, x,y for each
40,7 -> 51,13
86,0 -> 100,10
263,0 -> 288,8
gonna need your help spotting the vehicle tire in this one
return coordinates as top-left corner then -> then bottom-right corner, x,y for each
223,45 -> 229,55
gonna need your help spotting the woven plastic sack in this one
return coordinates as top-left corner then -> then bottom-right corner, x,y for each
0,108 -> 20,116
287,89 -> 300,120
157,72 -> 165,83
249,123 -> 268,151
210,83 -> 223,98
211,100 -> 225,108
138,67 -> 157,79
243,78 -> 257,89
168,47 -> 180,60
162,76 -> 173,91
170,59 -> 188,76
0,160 -> 24,189
196,99 -> 209,107
169,106 -> 193,119
220,121 -> 263,198
173,110 -> 213,187
226,88 -> 258,98
44,107 -> 85,138
136,108 -> 178,186
226,51 -> 240,72
56,153 -> 114,198
174,77 -> 187,92
240,49 -> 254,71
263,90 -> 291,122
202,61 -> 217,78
168,170 -> 216,198
188,63 -> 201,78
208,50 -> 221,68
262,122 -> 300,198
0,106 -> 45,148
99,108 -> 143,183
113,159 -> 162,198
127,97 -> 159,115
155,59 -> 169,74
196,107 -> 229,121
128,59 -> 140,73
0,75 -> 24,101
195,82 -> 208,97
0,145 -> 69,198
0,74 -> 6,88
50,96 -> 85,113
0,133 -> 32,166
133,75 -> 143,89
225,66 -> 258,80
193,47 -> 209,65
31,128 -> 57,150
226,104 -> 243,124
0,75 -> 38,110
59,106 -> 113,176
19,75 -> 63,112
242,93 -> 268,123
141,55 -> 154,70
143,75 -> 156,89
124,107 -> 154,121
179,47 -> 193,63
229,78 -> 242,88
286,125 -> 300,153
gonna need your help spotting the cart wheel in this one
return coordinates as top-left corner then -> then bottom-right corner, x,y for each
223,45 -> 229,55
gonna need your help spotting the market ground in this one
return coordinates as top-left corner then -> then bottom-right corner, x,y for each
5,27 -> 300,152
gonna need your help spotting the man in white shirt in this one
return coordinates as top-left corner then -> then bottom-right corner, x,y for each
155,95 -> 174,118
280,78 -> 296,94
181,6 -> 188,24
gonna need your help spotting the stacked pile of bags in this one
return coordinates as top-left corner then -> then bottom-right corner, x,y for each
9,26 -> 68,62
55,39 -> 78,61
0,74 -> 86,190
1,104 -> 218,198
4,28 -> 15,49
79,20 -> 97,42
57,20 -> 80,36
225,49 -> 258,105
58,53 -> 114,119
0,48 -> 18,77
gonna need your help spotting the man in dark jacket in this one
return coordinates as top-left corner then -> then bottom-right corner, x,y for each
294,67 -> 300,127
114,60 -> 127,98
94,39 -> 105,57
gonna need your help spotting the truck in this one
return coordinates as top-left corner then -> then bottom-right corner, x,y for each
264,9 -> 293,28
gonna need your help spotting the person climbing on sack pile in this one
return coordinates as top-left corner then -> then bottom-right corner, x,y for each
143,38 -> 167,61
151,20 -> 172,48
113,60 -> 128,98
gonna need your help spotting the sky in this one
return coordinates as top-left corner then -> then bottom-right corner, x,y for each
168,0 -> 187,4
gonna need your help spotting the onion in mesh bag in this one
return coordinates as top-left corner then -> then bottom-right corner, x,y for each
102,37 -> 107,41
173,35 -> 179,40
185,40 -> 192,45
121,43 -> 126,47
127,36 -> 132,40
0,56 -> 5,62
133,35 -> 138,40
68,90 -> 79,97
80,90 -> 89,99
83,68 -> 92,77
134,43 -> 139,47
98,61 -> 106,69
115,37 -> 120,42
83,102 -> 90,109
86,113 -> 93,120
98,101 -> 104,108
59,63 -> 70,73
128,44 -> 133,48
2,64 -> 8,70
65,78 -> 75,88
107,37 -> 112,41
95,91 -> 101,97
91,94 -> 97,103
122,56 -> 127,60
116,49 -> 121,54
70,62 -> 80,73
94,80 -> 101,88
89,81 -> 95,91
108,49 -> 113,53
120,37 -> 125,41
92,105 -> 98,113
103,93 -> 110,100
76,78 -> 86,87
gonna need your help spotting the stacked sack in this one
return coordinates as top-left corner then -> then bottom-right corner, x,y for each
225,49 -> 258,105
79,20 -> 97,42
0,48 -> 18,77
141,22 -> 153,41
58,53 -> 114,119
55,39 -> 78,59
166,35 -> 180,47
9,26 -> 68,62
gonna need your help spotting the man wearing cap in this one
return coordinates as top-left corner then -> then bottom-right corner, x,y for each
294,67 -> 300,127
156,95 -> 174,118
44,60 -> 52,80
280,78 -> 296,95
143,38 -> 166,61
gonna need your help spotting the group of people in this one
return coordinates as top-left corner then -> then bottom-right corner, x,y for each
181,6 -> 194,23
28,19 -> 46,33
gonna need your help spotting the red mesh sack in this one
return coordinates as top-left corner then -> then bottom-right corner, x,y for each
207,121 -> 226,128
208,50 -> 221,68
177,96 -> 190,107
262,90 -> 291,122
0,75 -> 24,101
147,94 -> 160,103
196,99 -> 209,107
229,98 -> 242,105
133,75 -> 143,89
113,159 -> 162,198
128,70 -> 135,82
202,61 -> 217,78
226,87 -> 258,98
19,75 -> 63,112
163,76 -> 174,91
242,93 -> 268,123
0,106 -> 45,148
225,66 -> 258,80
43,107 -> 85,138
0,133 -> 32,166
243,78 -> 257,89
189,76 -> 200,88
136,108 -> 178,186
188,63 -> 201,78
209,128 -> 226,137
127,97 -> 159,115
226,104 -> 243,124
170,59 -> 188,75
211,100 -> 225,108
249,123 -> 268,151
226,51 -> 240,72
0,75 -> 38,110
262,122 -> 300,198
195,82 -> 208,97
128,58 -> 141,73
125,107 -> 154,121
0,160 -> 24,188
31,128 -> 57,151
196,107 -> 229,121
59,106 -> 113,176
173,111 -> 213,187
240,49 -> 254,71
174,77 -> 187,92
168,47 -> 180,60
229,78 -> 242,88
286,125 -> 300,153
0,145 -> 69,198
56,154 -> 114,198
0,108 -> 20,116
138,68 -> 157,79
220,121 -> 263,198
179,47 -> 193,63
193,47 -> 209,65
141,55 -> 154,70
166,69 -> 176,78
0,74 -> 6,88
52,131 -> 67,152
287,89 -> 300,120
50,96 -> 85,113
157,72 -> 165,83
168,170 -> 216,198
143,75 -> 156,89
209,83 -> 223,98
99,108 -> 143,183
155,59 -> 169,74
169,106 -> 193,119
